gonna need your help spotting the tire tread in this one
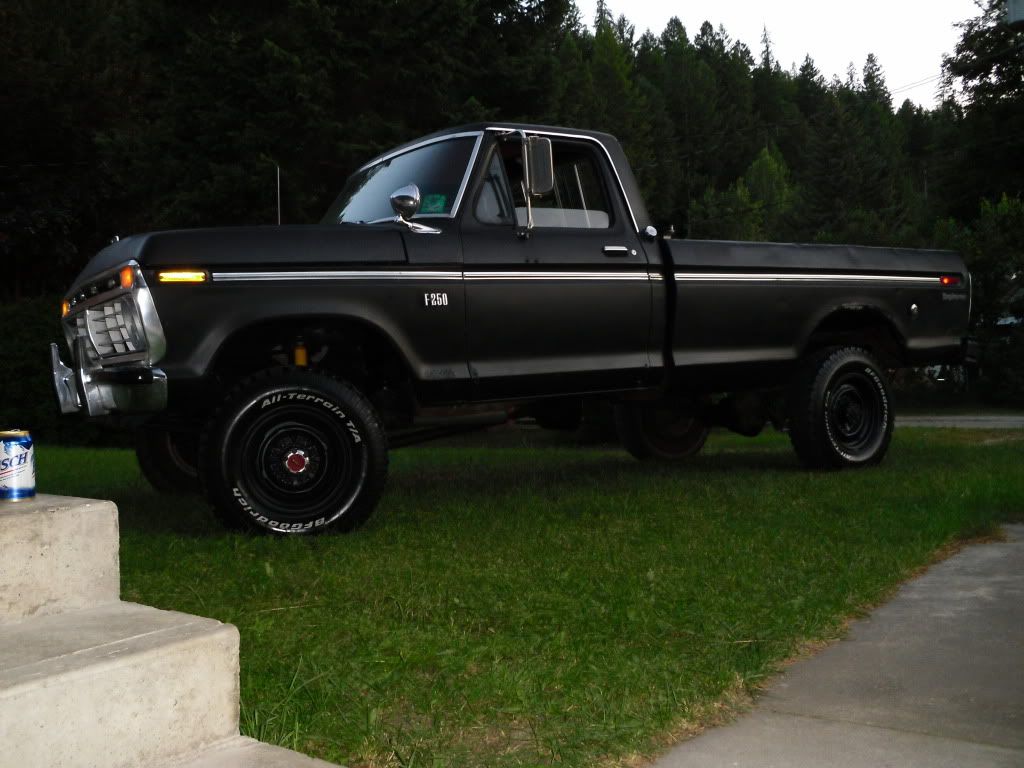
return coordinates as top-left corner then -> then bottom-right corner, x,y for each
198,367 -> 388,534
788,346 -> 892,470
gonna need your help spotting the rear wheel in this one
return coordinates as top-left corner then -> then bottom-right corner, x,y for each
615,400 -> 710,461
788,346 -> 893,469
135,425 -> 200,494
199,369 -> 388,534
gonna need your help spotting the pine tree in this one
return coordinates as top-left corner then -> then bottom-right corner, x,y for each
744,146 -> 795,239
940,0 -> 1024,212
862,53 -> 892,108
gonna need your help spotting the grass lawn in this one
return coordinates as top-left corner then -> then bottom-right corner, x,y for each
36,427 -> 1024,768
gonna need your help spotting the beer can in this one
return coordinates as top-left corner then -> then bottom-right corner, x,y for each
0,430 -> 35,502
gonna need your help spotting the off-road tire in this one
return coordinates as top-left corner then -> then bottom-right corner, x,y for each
134,426 -> 200,494
199,368 -> 388,534
614,400 -> 710,461
788,346 -> 893,469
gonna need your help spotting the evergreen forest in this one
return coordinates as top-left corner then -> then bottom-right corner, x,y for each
2,0 -> 1022,400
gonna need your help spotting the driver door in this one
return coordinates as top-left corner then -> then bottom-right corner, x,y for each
460,135 -> 656,399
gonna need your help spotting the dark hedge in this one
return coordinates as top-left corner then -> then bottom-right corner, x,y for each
0,296 -> 130,447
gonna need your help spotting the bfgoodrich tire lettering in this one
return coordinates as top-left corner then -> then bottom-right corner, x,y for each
788,346 -> 893,469
200,369 -> 388,534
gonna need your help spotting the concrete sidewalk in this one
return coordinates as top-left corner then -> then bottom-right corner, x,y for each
652,525 -> 1024,768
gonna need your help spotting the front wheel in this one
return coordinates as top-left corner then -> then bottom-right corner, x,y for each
199,369 -> 388,534
788,346 -> 893,469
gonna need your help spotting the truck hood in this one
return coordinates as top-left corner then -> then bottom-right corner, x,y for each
69,224 -> 408,294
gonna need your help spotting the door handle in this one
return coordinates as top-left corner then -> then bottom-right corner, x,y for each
602,245 -> 633,256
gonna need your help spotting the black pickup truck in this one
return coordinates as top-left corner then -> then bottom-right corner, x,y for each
51,123 -> 974,534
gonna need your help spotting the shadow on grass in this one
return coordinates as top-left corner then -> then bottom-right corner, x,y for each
50,423 -> 1014,537
390,446 -> 801,498
104,446 -> 800,538
110,488 -> 226,538
40,428 -> 843,539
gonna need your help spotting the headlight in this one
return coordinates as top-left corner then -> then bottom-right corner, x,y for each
62,261 -> 165,368
86,296 -> 148,356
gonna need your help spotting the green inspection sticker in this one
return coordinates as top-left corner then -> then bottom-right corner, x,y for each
420,193 -> 448,214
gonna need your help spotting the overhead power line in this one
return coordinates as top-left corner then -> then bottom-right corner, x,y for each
890,74 -> 942,95
855,38 -> 1024,98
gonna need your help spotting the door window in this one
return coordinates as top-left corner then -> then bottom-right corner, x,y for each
476,138 -> 613,229
474,150 -> 516,225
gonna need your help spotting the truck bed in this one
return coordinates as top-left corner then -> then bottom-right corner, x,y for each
661,239 -> 970,371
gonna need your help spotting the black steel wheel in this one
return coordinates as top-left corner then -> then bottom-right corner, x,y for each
135,425 -> 200,494
789,346 -> 893,469
199,369 -> 388,534
615,400 -> 710,461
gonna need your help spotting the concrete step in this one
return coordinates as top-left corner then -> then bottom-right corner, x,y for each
158,737 -> 340,767
0,601 -> 239,768
0,494 -> 119,624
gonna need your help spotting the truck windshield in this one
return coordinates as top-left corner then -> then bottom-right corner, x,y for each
321,136 -> 477,224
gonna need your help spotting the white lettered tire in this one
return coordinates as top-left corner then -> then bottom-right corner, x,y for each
788,346 -> 893,469
199,369 -> 388,534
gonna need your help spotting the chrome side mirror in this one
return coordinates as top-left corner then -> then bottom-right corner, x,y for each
390,184 -> 421,221
516,132 -> 555,238
388,184 -> 441,234
525,136 -> 554,197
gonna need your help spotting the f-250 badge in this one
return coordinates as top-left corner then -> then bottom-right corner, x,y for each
423,292 -> 449,307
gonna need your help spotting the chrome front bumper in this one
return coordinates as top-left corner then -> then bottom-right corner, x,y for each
51,342 -> 167,417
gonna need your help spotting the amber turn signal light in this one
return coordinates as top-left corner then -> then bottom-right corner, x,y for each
119,265 -> 136,289
157,270 -> 208,283
61,300 -> 70,318
939,275 -> 962,287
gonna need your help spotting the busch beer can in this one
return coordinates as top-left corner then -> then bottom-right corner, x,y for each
0,430 -> 35,502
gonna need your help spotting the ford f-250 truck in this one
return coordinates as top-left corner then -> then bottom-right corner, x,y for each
51,123 -> 975,534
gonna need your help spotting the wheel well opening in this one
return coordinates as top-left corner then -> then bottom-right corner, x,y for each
803,308 -> 906,368
207,316 -> 416,423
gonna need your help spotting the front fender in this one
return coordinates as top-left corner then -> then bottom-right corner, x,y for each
148,276 -> 468,383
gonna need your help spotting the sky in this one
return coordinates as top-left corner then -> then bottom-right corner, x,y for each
577,0 -> 980,108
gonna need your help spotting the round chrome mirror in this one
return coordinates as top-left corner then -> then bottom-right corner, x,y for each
390,184 -> 421,221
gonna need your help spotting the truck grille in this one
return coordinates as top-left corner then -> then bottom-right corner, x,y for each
61,260 -> 166,372
68,295 -> 148,365
87,298 -> 146,355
